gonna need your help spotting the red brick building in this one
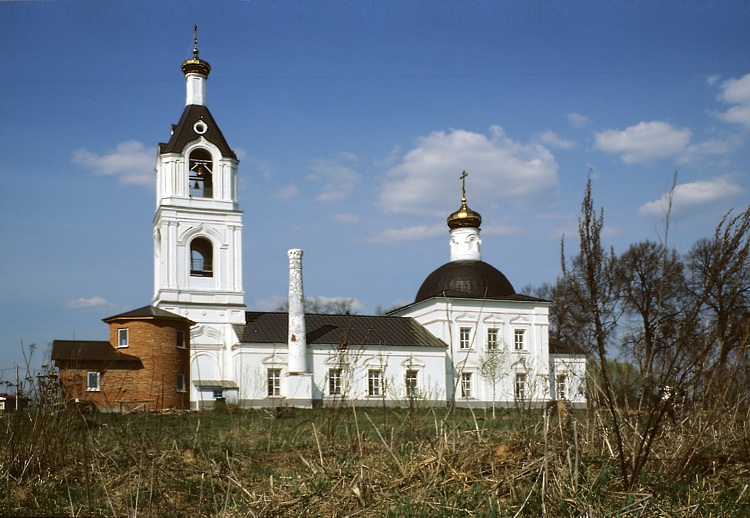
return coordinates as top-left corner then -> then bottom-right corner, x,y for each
52,306 -> 193,411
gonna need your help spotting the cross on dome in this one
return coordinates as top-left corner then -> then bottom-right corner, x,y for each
447,171 -> 482,229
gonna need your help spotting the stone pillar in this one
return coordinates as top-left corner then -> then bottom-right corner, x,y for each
287,249 -> 308,373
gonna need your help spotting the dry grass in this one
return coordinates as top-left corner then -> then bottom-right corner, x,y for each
0,404 -> 748,516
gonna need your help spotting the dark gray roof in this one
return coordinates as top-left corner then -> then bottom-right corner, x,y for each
240,312 -> 447,348
103,306 -> 194,324
549,338 -> 585,356
51,341 -> 142,364
415,260 -> 516,302
159,104 -> 236,159
193,380 -> 239,389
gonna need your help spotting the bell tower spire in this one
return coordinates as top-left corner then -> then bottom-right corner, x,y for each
153,30 -> 245,338
181,24 -> 211,106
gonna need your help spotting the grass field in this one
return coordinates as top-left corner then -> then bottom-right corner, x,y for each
1,403 -> 748,516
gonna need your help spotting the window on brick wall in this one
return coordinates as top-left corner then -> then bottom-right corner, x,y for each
117,328 -> 129,348
176,373 -> 186,392
176,330 -> 185,349
87,372 -> 100,392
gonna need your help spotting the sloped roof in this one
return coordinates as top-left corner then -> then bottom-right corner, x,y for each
51,341 -> 142,364
158,104 -> 236,159
239,312 -> 447,348
102,306 -> 194,324
549,338 -> 585,356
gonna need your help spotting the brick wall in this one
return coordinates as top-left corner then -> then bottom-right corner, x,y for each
58,317 -> 191,411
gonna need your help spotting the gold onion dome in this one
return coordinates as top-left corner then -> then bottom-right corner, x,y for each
182,25 -> 211,77
447,171 -> 482,229
447,197 -> 482,229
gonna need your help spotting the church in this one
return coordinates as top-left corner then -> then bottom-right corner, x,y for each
52,38 -> 586,411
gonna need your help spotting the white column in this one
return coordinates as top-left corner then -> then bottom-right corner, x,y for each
185,72 -> 207,106
450,227 -> 482,261
287,249 -> 308,373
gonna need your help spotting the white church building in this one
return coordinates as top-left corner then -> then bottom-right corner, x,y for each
129,39 -> 585,410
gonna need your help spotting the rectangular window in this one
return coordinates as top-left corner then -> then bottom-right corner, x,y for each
514,329 -> 526,351
460,372 -> 473,398
267,368 -> 281,397
405,369 -> 418,397
515,373 -> 527,400
556,374 -> 567,400
368,369 -> 382,397
487,328 -> 499,350
117,328 -> 129,348
176,373 -> 186,392
176,330 -> 185,349
328,368 -> 342,396
87,371 -> 100,392
459,327 -> 472,350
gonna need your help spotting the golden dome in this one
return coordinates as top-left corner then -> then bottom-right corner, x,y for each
447,171 -> 482,229
181,24 -> 211,77
447,197 -> 482,229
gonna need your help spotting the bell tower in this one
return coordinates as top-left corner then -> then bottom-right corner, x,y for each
153,28 -> 246,336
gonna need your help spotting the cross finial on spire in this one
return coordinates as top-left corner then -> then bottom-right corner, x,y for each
193,24 -> 199,59
460,170 -> 468,200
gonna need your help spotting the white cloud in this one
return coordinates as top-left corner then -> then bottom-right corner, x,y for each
638,176 -> 743,217
66,296 -> 111,309
715,73 -> 750,127
378,126 -> 559,216
332,213 -> 360,223
306,152 -> 360,202
594,121 -> 692,164
275,184 -> 299,200
567,112 -> 590,128
362,224 -> 445,244
72,140 -> 154,185
536,131 -> 575,149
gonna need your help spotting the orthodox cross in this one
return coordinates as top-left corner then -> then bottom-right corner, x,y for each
460,170 -> 468,199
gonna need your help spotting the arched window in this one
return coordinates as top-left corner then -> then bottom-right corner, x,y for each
189,149 -> 213,198
190,238 -> 213,277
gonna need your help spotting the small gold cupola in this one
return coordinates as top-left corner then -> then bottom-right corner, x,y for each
181,24 -> 211,78
447,171 -> 482,229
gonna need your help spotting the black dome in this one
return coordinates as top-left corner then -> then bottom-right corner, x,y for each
415,260 -> 516,303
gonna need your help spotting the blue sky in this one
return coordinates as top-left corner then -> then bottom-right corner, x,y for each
2,1 -> 749,378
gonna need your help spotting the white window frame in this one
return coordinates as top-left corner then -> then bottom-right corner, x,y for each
176,373 -> 186,393
405,369 -> 419,398
459,327 -> 472,350
460,372 -> 473,399
176,330 -> 185,349
515,373 -> 527,400
267,368 -> 282,397
87,371 -> 101,392
368,369 -> 383,397
117,328 -> 129,348
556,374 -> 567,400
486,328 -> 499,350
328,368 -> 342,396
514,328 -> 526,351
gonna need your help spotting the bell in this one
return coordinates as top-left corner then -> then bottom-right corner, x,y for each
193,181 -> 200,190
